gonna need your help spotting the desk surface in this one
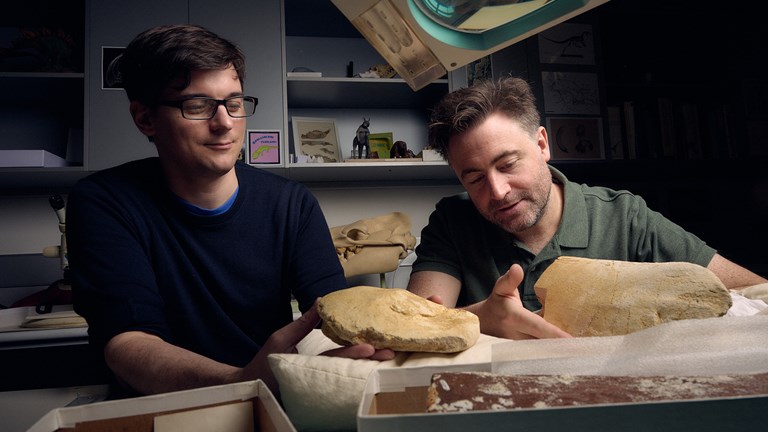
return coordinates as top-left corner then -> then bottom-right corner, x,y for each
0,384 -> 110,431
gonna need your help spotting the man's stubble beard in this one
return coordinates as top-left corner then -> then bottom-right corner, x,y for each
485,170 -> 553,235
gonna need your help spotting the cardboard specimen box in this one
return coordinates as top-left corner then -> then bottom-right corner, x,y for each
27,380 -> 295,432
358,365 -> 768,432
358,316 -> 768,432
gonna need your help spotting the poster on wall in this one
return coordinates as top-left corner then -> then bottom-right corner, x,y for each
546,117 -> 604,160
246,130 -> 281,166
542,71 -> 600,115
538,23 -> 595,65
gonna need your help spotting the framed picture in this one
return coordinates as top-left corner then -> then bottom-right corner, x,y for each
541,71 -> 600,115
538,23 -> 595,65
368,132 -> 393,159
291,117 -> 342,163
246,130 -> 281,166
546,117 -> 604,160
466,55 -> 492,87
102,46 -> 125,90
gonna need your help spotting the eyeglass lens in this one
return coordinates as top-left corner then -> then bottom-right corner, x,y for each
183,97 -> 256,119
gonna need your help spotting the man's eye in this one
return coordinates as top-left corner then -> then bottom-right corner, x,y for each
499,161 -> 516,172
226,101 -> 243,111
466,175 -> 484,185
185,101 -> 209,113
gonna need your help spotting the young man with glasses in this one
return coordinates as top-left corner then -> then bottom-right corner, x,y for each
66,24 -> 393,397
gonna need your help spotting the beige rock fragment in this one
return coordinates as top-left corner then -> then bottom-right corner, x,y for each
317,286 -> 480,353
535,256 -> 732,337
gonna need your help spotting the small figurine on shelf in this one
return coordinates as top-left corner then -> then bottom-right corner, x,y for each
390,140 -> 416,158
352,117 -> 370,159
355,63 -> 397,79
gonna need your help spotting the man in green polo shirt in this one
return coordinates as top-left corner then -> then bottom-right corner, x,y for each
407,77 -> 767,340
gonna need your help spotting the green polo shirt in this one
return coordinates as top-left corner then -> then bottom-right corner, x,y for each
412,166 -> 716,310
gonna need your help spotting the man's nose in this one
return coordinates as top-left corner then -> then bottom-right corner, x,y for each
488,172 -> 510,200
210,105 -> 234,129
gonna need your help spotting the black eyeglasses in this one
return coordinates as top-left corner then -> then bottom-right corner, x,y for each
158,96 -> 258,120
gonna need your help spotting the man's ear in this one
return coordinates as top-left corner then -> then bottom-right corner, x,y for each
129,101 -> 155,138
537,126 -> 551,162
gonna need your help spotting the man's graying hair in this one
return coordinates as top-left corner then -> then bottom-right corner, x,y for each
113,24 -> 246,107
427,76 -> 541,159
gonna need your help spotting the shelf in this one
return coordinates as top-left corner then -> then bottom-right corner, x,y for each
0,168 -> 88,194
0,72 -> 84,79
286,76 -> 449,109
0,74 -> 84,101
1,0 -> 86,182
267,161 -> 456,184
0,162 -> 457,192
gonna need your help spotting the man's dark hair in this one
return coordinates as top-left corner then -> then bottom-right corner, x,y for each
114,24 -> 246,107
428,76 -> 541,159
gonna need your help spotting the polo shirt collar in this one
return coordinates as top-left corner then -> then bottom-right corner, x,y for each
550,165 -> 589,249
